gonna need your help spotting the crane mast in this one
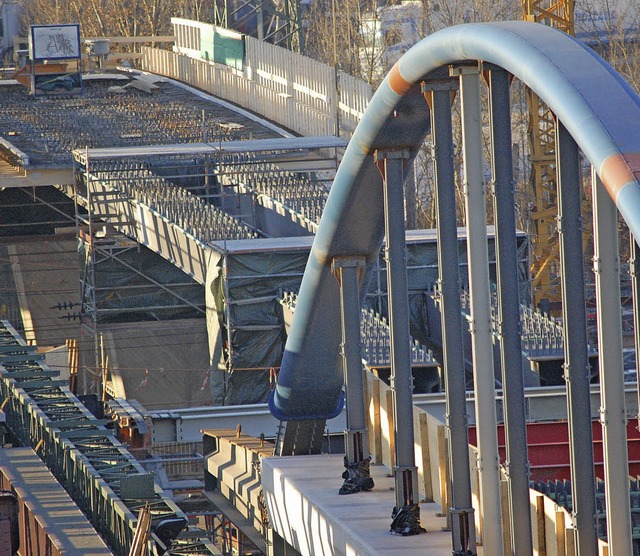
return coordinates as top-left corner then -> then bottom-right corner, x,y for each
522,1 -> 575,311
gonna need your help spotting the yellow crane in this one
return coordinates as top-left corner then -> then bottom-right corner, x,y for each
522,1 -> 575,311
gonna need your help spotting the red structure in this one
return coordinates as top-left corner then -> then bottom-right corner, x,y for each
469,420 -> 640,481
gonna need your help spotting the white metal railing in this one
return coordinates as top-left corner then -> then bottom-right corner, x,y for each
171,17 -> 204,57
141,18 -> 372,140
338,70 -> 373,137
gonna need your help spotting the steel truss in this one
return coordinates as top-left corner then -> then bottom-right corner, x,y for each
522,0 -> 575,309
0,320 -> 221,556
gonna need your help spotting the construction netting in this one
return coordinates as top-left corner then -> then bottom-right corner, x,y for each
205,230 -> 528,405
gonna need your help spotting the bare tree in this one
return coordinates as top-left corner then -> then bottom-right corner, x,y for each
20,0 -> 216,38
414,0 -> 521,228
577,0 -> 640,91
304,0 -> 367,77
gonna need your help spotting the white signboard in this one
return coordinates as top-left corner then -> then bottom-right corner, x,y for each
30,24 -> 81,61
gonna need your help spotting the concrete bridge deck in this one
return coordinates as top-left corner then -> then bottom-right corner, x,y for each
0,447 -> 113,556
261,453 -> 482,556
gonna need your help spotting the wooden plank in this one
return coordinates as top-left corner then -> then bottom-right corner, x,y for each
417,411 -> 433,502
500,479 -> 512,554
437,425 -> 451,526
369,373 -> 382,464
555,509 -> 566,556
536,494 -> 547,556
565,526 -> 576,556
469,446 -> 482,544
385,387 -> 395,468
0,168 -> 74,189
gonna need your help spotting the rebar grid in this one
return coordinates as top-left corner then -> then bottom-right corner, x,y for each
84,157 -> 258,242
0,80 -> 273,168
459,287 -> 568,358
219,151 -> 329,224
281,292 -> 437,368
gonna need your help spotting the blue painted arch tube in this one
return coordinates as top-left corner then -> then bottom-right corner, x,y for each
270,20 -> 640,421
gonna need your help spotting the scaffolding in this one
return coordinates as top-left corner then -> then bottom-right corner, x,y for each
70,137 -> 341,404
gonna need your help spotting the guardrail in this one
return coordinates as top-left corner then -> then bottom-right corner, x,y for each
13,35 -> 175,68
141,18 -> 373,140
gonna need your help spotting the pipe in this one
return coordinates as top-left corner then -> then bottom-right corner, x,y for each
332,256 -> 368,463
632,238 -> 640,433
423,75 -> 476,555
376,149 -> 420,511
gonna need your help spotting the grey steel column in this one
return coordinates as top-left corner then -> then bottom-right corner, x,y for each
375,150 -> 421,513
422,77 -> 476,556
592,169 -> 632,555
455,64 -> 503,556
631,237 -> 640,430
331,256 -> 368,463
405,163 -> 418,230
488,66 -> 533,555
556,121 -> 598,556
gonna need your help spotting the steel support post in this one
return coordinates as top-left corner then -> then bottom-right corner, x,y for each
454,64 -> 504,555
556,122 -> 598,556
487,66 -> 533,555
405,163 -> 418,230
422,76 -> 477,556
631,237 -> 640,430
592,168 -> 632,555
375,149 -> 423,534
331,256 -> 373,495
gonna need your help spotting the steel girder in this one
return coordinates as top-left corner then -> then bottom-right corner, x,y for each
0,320 -> 221,556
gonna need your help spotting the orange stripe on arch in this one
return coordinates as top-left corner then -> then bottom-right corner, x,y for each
600,152 -> 640,200
388,63 -> 413,96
